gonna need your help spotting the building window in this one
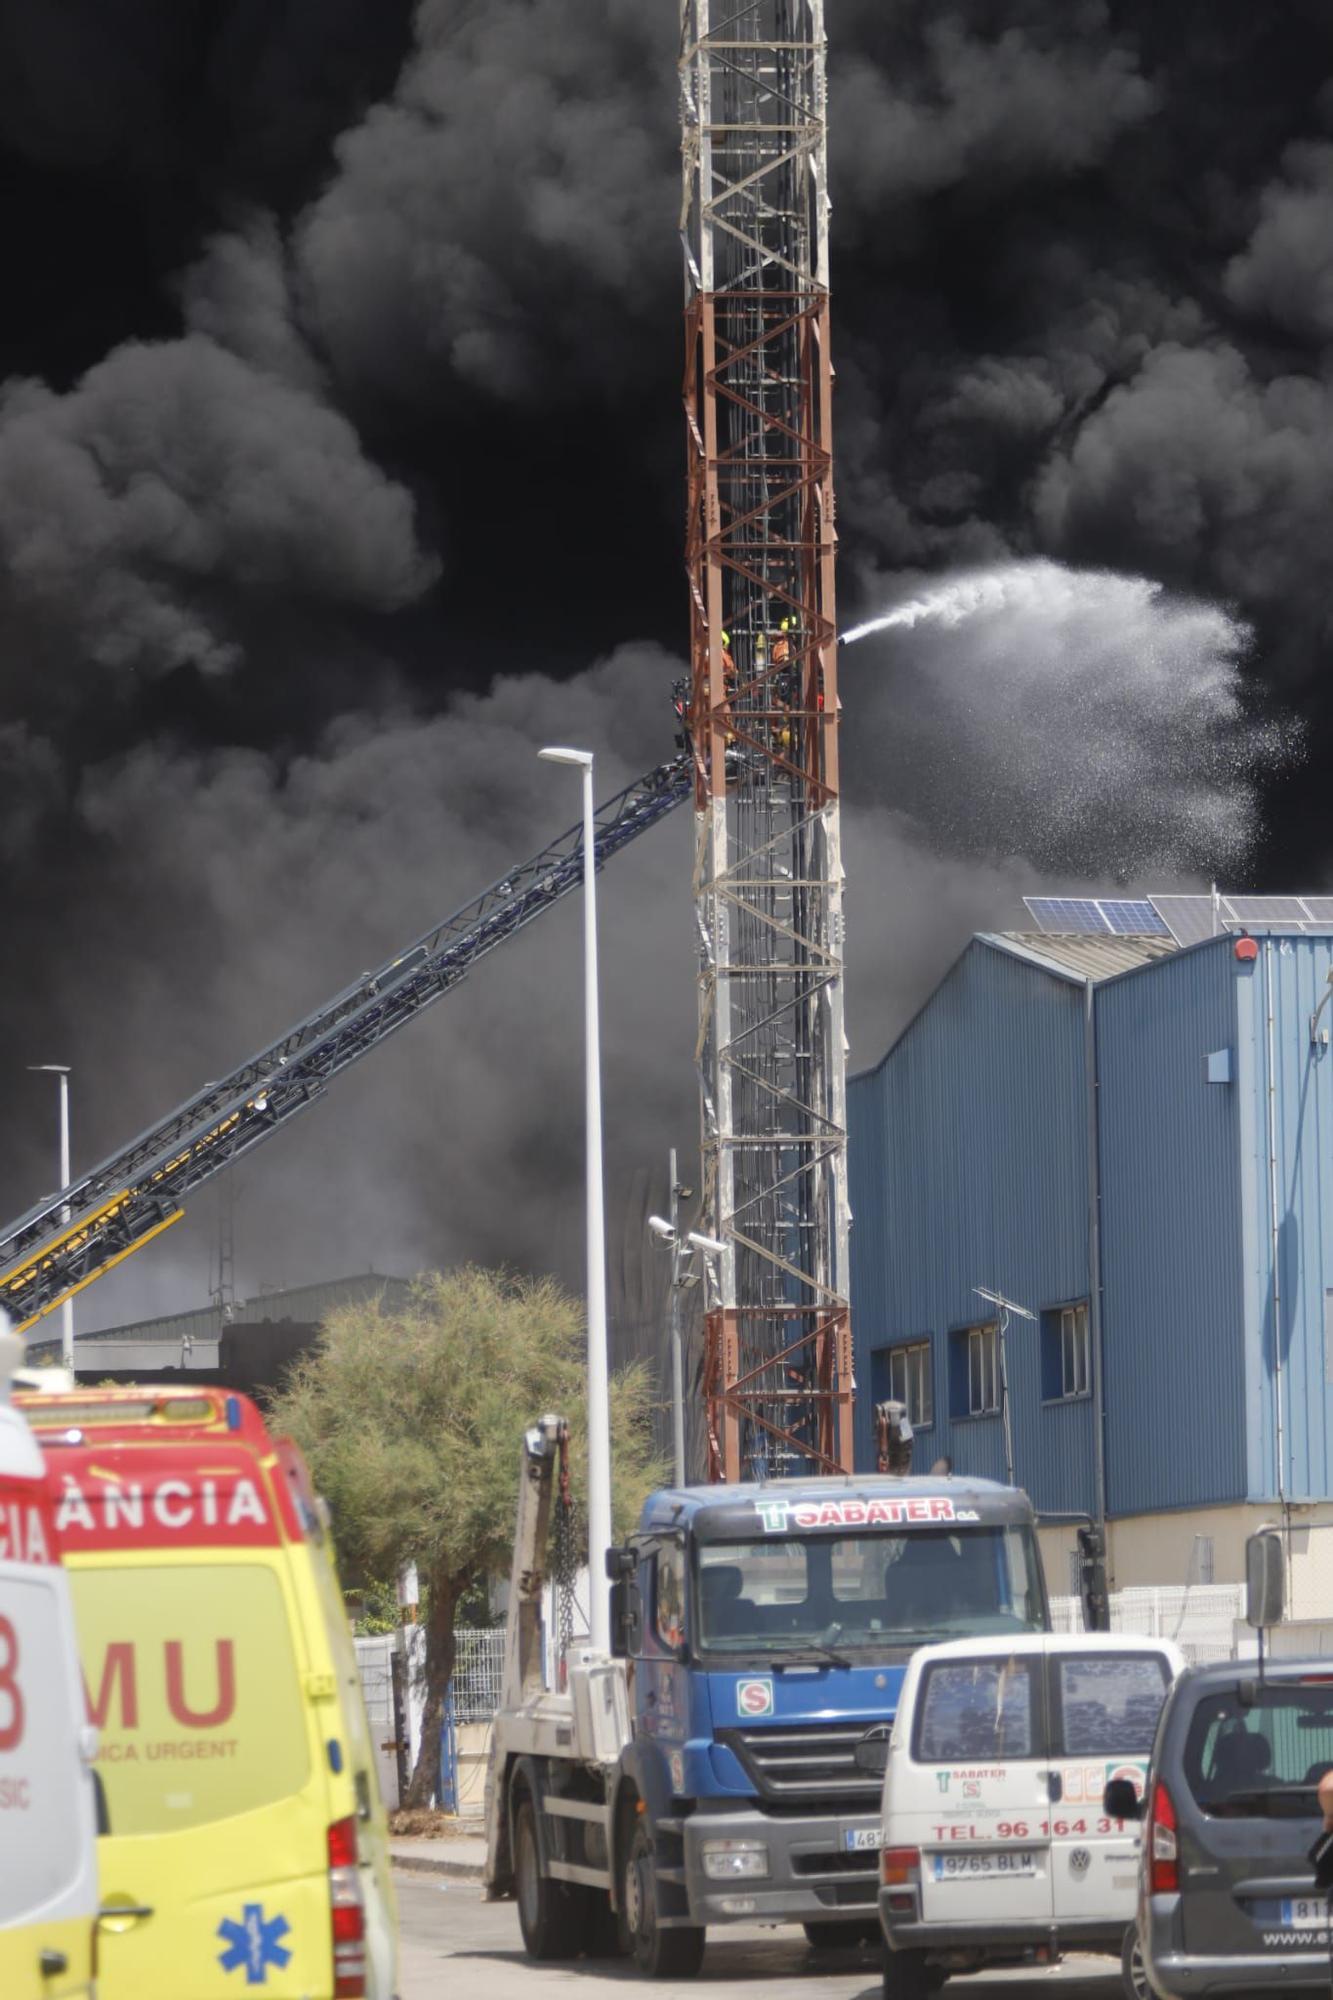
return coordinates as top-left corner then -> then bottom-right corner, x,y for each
954,1322 -> 999,1417
890,1342 -> 933,1429
870,1341 -> 933,1431
1042,1302 -> 1091,1402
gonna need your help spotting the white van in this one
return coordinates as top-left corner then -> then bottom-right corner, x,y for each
0,1322 -> 101,1999
877,1632 -> 1184,2000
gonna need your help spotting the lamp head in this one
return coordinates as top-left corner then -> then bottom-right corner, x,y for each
538,746 -> 594,769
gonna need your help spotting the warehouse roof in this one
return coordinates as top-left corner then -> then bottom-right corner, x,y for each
983,931 -> 1179,984
66,1270 -> 410,1352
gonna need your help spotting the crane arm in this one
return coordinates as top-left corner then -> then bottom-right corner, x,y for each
2,753 -> 692,1334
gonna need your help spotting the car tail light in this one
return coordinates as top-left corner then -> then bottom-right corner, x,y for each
328,1815 -> 366,1997
881,1846 -> 920,1887
1149,1778 -> 1179,1894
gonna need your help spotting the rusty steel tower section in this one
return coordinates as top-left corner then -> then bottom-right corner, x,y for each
680,0 -> 852,1480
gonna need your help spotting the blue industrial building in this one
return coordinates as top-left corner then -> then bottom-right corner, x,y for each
848,923 -> 1333,1589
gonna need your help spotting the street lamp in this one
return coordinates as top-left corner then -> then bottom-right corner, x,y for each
647,1149 -> 725,1485
28,1065 -> 73,1370
538,746 -> 611,1654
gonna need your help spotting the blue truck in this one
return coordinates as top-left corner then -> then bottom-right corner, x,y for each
483,1414 -> 1055,1977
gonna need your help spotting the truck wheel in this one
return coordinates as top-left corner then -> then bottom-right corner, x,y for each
588,1890 -> 630,1958
513,1797 -> 586,1961
881,1948 -> 934,2000
623,1819 -> 705,1978
1121,1923 -> 1150,2000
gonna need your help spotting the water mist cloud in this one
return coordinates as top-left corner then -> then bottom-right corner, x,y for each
841,560 -> 1297,877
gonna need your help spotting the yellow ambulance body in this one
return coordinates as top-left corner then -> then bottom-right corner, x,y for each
20,1386 -> 398,2000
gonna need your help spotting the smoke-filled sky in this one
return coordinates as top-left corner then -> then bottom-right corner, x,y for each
2,0 -> 1331,1334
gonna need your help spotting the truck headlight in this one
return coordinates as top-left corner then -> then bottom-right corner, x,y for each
701,1840 -> 769,1880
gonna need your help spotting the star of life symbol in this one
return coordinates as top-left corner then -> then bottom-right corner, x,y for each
217,1904 -> 292,1985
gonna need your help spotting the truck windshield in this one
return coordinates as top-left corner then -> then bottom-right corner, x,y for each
695,1526 -> 1044,1657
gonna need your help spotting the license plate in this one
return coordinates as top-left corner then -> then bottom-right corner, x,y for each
1280,1899 -> 1330,1928
842,1827 -> 882,1852
934,1850 -> 1035,1880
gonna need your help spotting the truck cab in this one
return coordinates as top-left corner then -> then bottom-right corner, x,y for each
613,1475 -> 1049,1955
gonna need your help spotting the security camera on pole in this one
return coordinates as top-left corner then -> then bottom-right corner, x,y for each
647,1152 -> 725,1486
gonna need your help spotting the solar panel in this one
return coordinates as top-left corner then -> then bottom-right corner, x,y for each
1227,896 -> 1311,923
1148,897 -> 1217,946
1099,900 -> 1171,937
1024,898 -> 1112,935
1033,891 -> 1333,947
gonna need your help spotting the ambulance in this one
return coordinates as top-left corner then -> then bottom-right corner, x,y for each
19,1385 -> 399,2000
0,1322 -> 100,2000
877,1631 -> 1184,2000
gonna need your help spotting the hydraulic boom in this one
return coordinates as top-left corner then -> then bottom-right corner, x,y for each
1,754 -> 691,1334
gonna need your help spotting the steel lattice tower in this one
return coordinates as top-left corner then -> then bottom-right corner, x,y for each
680,0 -> 853,1480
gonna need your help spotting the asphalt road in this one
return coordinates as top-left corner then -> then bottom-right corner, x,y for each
396,1875 -> 1127,1999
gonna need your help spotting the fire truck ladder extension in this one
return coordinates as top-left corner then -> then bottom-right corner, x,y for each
0,753 -> 693,1334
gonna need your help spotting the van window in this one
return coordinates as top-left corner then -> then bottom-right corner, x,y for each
71,1563 -> 310,1834
0,1577 -> 86,1922
1183,1682 -> 1333,1818
1054,1652 -> 1170,1757
915,1656 -> 1038,1762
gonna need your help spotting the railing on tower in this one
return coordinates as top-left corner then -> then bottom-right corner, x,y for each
679,0 -> 853,1479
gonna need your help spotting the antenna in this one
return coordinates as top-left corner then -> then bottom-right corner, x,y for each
972,1287 -> 1036,1491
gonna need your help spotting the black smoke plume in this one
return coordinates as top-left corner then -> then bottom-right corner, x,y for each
0,0 -> 1328,1335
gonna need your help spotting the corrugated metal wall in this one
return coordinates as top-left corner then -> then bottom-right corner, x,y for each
1243,939 -> 1333,1501
1095,938 -> 1247,1515
848,939 -> 1095,1514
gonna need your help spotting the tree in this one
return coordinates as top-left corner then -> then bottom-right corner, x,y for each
269,1266 -> 666,1805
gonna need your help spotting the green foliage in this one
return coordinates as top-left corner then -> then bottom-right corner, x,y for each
270,1265 -> 665,1596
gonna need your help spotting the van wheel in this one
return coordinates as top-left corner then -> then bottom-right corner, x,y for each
623,1819 -> 705,1978
1121,1924 -> 1150,2000
882,1948 -> 935,2000
513,1797 -> 586,1961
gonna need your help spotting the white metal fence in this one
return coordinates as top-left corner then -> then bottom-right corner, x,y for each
452,1627 -> 506,1722
1050,1583 -> 1246,1665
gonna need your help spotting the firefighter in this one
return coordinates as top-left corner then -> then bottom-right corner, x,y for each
772,617 -> 796,753
717,630 -> 740,776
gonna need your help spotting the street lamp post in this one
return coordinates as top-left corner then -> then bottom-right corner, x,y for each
28,1065 -> 73,1370
538,747 -> 611,1654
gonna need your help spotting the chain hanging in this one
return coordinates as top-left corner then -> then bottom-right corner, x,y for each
554,1426 -> 576,1686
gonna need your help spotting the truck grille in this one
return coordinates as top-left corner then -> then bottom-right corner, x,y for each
716,1723 -> 884,1809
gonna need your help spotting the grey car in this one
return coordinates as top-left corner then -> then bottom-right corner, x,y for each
1105,1656 -> 1333,1997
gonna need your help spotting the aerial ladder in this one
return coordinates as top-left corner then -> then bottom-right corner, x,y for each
0,754 -> 692,1336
